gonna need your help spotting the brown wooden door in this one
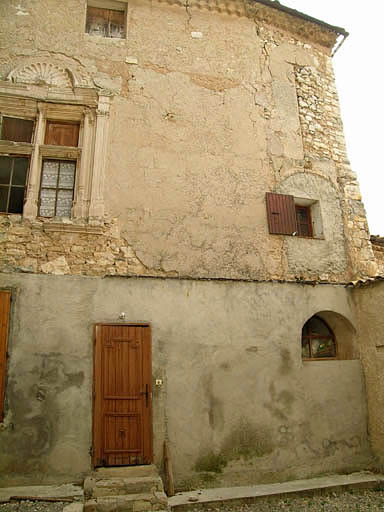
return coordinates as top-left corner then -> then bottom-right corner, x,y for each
0,291 -> 11,422
93,324 -> 152,467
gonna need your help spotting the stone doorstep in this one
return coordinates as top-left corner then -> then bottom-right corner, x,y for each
168,472 -> 384,510
84,491 -> 169,512
85,476 -> 165,497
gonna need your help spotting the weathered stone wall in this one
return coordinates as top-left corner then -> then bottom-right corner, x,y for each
353,280 -> 384,468
0,0 -> 376,283
0,273 -> 372,486
371,238 -> 384,276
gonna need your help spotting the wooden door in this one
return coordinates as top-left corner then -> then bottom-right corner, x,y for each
93,324 -> 152,467
0,291 -> 11,422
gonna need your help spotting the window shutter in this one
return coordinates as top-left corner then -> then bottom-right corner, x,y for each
266,192 -> 297,235
45,122 -> 79,147
1,117 -> 34,143
0,291 -> 11,422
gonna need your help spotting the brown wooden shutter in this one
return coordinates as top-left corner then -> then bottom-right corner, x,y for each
0,291 -> 11,422
1,117 -> 34,143
45,122 -> 79,147
266,192 -> 297,235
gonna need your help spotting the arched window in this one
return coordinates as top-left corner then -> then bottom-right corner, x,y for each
302,316 -> 336,359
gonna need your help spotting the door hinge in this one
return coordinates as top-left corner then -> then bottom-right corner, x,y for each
89,446 -> 94,457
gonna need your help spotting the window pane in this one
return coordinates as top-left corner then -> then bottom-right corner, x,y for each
12,158 -> 29,186
56,189 -> 73,217
109,9 -> 124,38
0,157 -> 12,185
297,208 -> 309,222
0,187 -> 8,212
312,338 -> 335,358
308,317 -> 332,336
58,162 -> 76,188
41,161 -> 59,188
298,224 -> 311,237
1,117 -> 34,143
39,189 -> 56,217
8,187 -> 24,214
302,338 -> 310,358
86,6 -> 109,36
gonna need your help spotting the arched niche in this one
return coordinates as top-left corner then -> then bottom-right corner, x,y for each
302,310 -> 359,361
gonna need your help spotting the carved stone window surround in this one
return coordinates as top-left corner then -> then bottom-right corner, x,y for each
0,89 -> 111,222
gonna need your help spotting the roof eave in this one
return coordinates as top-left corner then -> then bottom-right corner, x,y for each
254,0 -> 349,38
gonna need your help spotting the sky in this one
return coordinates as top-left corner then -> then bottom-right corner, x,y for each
280,0 -> 384,235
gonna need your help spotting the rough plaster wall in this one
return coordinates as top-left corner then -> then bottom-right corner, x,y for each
0,0 -> 375,282
0,274 -> 372,486
278,173 -> 348,280
353,281 -> 384,468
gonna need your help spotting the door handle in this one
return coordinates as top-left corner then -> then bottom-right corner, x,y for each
141,384 -> 149,407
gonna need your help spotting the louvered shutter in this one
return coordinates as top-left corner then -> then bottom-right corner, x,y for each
266,192 -> 297,235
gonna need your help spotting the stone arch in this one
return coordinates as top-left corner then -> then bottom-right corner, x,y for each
302,310 -> 359,360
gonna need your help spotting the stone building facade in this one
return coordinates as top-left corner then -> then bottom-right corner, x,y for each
0,0 -> 382,489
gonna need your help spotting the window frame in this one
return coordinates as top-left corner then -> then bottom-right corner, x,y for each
302,315 -> 337,361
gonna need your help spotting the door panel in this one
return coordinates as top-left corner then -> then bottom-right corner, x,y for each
93,324 -> 152,466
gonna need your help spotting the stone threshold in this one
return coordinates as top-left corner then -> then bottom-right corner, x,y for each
169,472 -> 384,509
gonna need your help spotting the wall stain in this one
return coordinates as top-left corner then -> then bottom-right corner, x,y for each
202,374 -> 224,431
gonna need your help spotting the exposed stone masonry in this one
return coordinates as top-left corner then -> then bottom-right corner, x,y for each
294,63 -> 376,279
0,215 -> 150,277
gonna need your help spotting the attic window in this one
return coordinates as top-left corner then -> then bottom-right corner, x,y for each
86,2 -> 126,39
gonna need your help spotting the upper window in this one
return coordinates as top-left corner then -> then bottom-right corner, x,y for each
86,1 -> 126,38
45,121 -> 79,147
302,316 -> 336,360
266,192 -> 322,238
0,116 -> 34,143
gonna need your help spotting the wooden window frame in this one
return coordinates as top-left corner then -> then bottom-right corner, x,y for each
0,290 -> 11,422
0,156 -> 30,215
302,316 -> 337,361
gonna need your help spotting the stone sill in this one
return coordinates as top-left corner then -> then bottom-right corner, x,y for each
41,222 -> 104,235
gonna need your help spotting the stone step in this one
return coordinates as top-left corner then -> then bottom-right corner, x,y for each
84,490 -> 169,512
84,466 -> 165,499
86,476 -> 164,498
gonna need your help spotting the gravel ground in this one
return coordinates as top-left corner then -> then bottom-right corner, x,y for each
190,489 -> 384,511
1,490 -> 384,511
0,502 -> 69,512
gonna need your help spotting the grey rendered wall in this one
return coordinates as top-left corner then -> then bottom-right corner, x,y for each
0,273 -> 372,487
